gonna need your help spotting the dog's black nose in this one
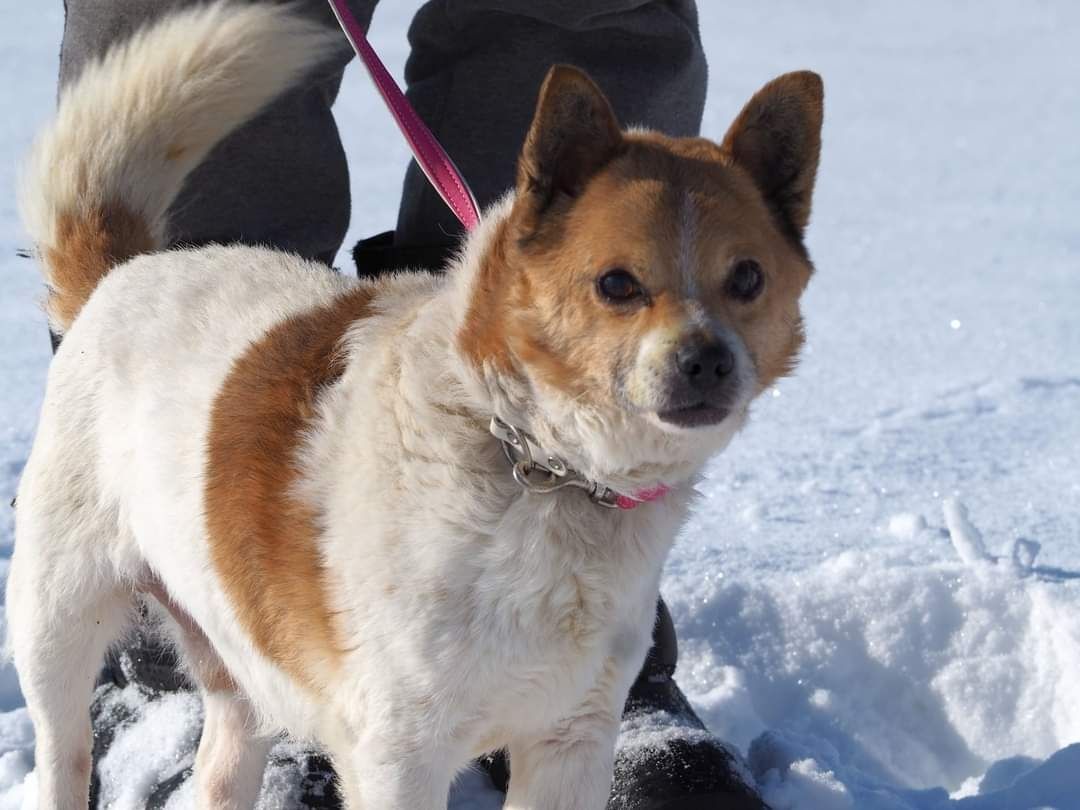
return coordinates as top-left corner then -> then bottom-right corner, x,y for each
675,340 -> 735,390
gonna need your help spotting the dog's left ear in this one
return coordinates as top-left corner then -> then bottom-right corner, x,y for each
721,71 -> 824,240
515,65 -> 624,231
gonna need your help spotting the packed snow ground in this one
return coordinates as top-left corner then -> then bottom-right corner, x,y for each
1,1 -> 1078,808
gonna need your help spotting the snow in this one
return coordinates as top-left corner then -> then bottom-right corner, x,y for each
670,514 -> 1080,807
1,0 -> 1078,808
943,499 -> 994,566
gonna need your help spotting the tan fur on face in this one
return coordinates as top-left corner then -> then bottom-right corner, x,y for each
461,134 -> 811,405
204,287 -> 375,690
44,203 -> 154,332
459,67 -> 822,420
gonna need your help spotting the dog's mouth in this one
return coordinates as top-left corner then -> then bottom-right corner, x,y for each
656,401 -> 731,428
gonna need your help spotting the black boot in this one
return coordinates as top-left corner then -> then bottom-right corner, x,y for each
351,230 -> 457,278
608,600 -> 767,810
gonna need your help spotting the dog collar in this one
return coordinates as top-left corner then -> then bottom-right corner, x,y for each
489,417 -> 670,510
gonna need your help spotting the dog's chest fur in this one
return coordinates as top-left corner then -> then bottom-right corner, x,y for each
296,283 -> 688,746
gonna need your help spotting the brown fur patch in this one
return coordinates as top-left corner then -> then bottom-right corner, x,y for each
457,220 -> 518,373
197,656 -> 239,695
45,203 -> 155,331
204,286 -> 375,690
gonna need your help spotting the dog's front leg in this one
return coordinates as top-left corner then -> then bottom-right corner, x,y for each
336,741 -> 455,810
504,729 -> 619,810
503,659 -> 628,810
503,716 -> 620,810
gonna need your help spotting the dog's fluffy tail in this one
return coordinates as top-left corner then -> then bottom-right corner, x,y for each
20,2 -> 340,334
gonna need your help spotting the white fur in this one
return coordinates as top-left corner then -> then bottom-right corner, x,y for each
7,5 -> 741,809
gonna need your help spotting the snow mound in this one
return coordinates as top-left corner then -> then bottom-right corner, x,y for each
668,501 -> 1080,809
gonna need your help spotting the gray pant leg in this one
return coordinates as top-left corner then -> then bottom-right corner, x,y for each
396,0 -> 707,247
60,0 -> 374,265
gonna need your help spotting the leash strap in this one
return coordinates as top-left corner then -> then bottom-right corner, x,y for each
327,0 -> 481,232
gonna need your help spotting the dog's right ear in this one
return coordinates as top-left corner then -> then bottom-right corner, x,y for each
720,71 -> 824,242
514,65 -> 624,234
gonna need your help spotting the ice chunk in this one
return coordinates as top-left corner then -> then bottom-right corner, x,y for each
943,499 -> 993,566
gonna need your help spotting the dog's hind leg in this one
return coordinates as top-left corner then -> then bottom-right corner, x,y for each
192,691 -> 272,810
6,513 -> 134,810
158,600 -> 271,810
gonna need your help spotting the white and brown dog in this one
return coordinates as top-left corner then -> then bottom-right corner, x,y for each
6,3 -> 822,808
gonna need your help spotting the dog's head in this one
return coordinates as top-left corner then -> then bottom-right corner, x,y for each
459,66 -> 823,486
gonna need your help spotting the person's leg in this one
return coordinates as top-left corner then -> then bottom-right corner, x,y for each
394,0 -> 707,247
60,0 -> 371,266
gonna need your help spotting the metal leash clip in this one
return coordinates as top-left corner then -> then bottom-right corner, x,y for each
489,416 -> 619,507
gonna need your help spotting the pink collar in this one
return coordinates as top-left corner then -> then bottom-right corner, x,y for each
614,484 -> 672,510
490,417 -> 670,510
327,0 -> 481,232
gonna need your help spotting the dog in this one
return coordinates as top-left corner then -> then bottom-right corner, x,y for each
6,3 -> 822,808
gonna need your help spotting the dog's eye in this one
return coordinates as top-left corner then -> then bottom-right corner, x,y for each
727,259 -> 764,302
597,269 -> 644,303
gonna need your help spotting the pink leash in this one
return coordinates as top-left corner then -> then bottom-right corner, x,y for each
327,0 -> 481,233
